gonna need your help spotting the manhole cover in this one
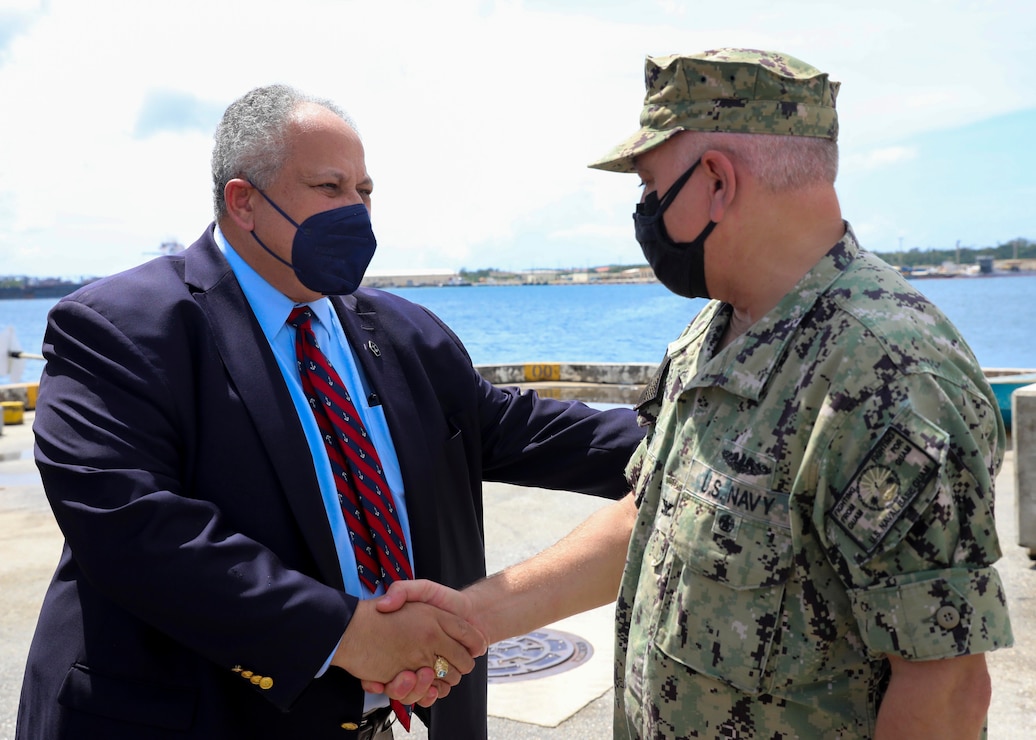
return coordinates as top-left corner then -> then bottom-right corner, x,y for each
487,628 -> 593,684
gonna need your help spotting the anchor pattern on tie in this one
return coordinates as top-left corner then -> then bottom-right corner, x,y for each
287,307 -> 412,591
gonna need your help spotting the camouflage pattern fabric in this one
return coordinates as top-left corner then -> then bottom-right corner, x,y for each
590,49 -> 840,173
615,225 -> 1013,739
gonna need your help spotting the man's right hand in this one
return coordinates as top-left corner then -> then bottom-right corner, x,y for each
360,580 -> 482,704
359,495 -> 637,706
331,595 -> 486,701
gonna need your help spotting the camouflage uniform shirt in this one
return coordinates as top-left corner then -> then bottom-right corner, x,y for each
616,227 -> 1013,739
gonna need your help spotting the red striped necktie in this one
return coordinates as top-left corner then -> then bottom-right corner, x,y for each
287,306 -> 413,729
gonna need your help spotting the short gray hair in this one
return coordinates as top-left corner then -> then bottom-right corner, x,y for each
211,84 -> 357,218
680,131 -> 838,191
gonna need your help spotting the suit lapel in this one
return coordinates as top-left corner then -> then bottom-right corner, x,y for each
185,229 -> 345,589
331,293 -> 443,578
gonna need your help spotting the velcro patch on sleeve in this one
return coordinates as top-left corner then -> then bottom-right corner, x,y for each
829,417 -> 946,555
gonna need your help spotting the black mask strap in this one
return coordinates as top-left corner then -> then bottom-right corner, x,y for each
658,158 -> 701,212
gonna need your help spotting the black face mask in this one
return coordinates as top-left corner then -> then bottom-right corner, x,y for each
633,158 -> 717,299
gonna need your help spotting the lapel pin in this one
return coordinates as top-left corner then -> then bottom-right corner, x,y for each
367,340 -> 381,357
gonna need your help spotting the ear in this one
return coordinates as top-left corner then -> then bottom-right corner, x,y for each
224,178 -> 257,231
699,151 -> 736,222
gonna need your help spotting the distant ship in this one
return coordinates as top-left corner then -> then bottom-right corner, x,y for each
145,240 -> 186,257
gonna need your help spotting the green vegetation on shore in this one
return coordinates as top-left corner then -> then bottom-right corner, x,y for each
876,237 -> 1034,268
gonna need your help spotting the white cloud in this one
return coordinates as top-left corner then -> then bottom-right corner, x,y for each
0,0 -> 1033,277
843,146 -> 918,172
548,223 -> 625,241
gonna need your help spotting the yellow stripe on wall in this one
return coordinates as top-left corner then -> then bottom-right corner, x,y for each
523,363 -> 561,382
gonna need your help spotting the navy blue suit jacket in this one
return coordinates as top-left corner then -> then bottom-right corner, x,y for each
16,225 -> 642,739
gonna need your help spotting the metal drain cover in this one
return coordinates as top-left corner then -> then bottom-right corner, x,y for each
487,628 -> 594,683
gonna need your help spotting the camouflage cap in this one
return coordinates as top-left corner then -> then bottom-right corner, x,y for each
589,48 -> 840,173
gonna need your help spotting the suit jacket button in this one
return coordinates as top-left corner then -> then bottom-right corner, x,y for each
250,674 -> 262,685
340,722 -> 359,730
240,670 -> 254,679
259,677 -> 274,690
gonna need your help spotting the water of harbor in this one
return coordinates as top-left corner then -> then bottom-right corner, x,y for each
4,274 -> 1036,385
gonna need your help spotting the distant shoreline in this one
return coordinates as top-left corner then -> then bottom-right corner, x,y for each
372,269 -> 1036,290
2,263 -> 1034,298
900,269 -> 1036,280
0,282 -> 95,300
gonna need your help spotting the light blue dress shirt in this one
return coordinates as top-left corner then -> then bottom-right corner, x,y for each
214,226 -> 413,701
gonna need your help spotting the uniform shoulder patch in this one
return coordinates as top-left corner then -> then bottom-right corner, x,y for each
829,416 -> 947,555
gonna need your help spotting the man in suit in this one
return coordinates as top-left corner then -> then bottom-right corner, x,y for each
16,84 -> 641,739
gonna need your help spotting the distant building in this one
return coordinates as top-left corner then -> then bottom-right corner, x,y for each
361,268 -> 459,288
618,266 -> 655,282
521,269 -> 560,284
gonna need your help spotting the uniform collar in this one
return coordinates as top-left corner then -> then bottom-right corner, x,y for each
669,223 -> 861,402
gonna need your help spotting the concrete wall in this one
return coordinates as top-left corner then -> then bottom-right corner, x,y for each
1014,383 -> 1036,553
0,382 -> 37,409
476,362 -> 657,386
475,363 -> 657,405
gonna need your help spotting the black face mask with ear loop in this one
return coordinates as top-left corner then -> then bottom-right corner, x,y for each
632,158 -> 716,299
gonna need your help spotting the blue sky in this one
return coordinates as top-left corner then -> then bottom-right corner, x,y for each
0,0 -> 1033,278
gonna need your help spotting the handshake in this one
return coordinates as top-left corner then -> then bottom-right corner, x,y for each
330,494 -> 635,708
333,579 -> 494,708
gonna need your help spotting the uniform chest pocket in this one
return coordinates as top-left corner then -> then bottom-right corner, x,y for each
652,491 -> 793,694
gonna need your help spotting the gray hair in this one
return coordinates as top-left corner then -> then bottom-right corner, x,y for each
680,131 -> 839,191
211,84 -> 357,218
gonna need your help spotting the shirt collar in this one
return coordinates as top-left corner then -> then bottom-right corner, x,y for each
214,224 -> 333,340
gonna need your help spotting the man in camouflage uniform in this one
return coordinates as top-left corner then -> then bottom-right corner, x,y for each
591,48 -> 1014,738
370,48 -> 1013,739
